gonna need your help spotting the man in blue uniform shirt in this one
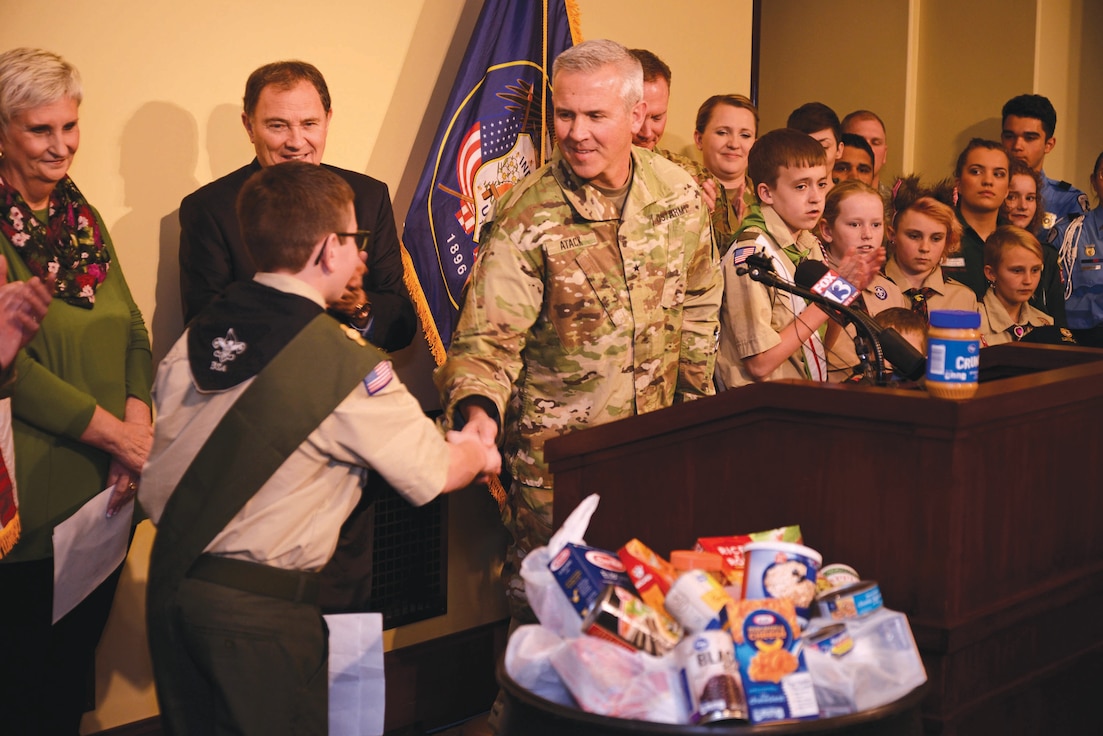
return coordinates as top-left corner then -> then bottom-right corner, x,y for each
1001,94 -> 1089,245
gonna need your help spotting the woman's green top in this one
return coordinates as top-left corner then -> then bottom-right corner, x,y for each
0,205 -> 152,561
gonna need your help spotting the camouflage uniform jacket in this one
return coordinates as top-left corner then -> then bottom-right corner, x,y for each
436,147 -> 721,490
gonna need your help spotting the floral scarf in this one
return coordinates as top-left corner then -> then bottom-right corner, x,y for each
0,174 -> 110,308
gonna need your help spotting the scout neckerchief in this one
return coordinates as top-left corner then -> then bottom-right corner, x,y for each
0,175 -> 110,308
903,287 -> 937,320
735,209 -> 827,381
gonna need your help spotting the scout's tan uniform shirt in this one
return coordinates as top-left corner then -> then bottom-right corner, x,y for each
142,274 -> 450,572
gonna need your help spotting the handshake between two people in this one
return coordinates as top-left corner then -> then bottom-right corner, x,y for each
442,397 -> 502,492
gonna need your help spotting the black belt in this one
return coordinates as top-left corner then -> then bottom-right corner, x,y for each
187,554 -> 320,604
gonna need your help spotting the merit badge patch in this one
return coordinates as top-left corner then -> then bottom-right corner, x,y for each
210,329 -> 246,373
874,286 -> 888,300
364,360 -> 394,395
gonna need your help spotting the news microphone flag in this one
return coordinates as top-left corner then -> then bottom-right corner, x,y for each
400,0 -> 580,363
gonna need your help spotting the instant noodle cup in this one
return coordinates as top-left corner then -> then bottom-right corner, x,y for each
741,541 -> 822,628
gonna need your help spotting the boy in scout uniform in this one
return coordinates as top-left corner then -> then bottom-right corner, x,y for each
715,128 -> 883,389
142,162 -> 499,736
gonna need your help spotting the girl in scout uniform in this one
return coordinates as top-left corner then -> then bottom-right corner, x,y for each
818,180 -> 907,380
979,225 -> 1053,346
885,179 -> 978,318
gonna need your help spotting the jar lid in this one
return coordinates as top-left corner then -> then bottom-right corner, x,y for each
929,309 -> 981,329
670,550 -> 723,570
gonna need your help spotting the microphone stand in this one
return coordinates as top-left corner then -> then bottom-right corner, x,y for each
736,257 -> 893,385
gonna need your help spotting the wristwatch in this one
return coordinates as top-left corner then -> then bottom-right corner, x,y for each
349,299 -> 372,330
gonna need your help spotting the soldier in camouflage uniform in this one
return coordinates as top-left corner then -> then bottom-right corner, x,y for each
629,49 -> 728,246
435,39 -> 722,619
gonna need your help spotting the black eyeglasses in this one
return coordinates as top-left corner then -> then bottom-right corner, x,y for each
314,230 -> 371,265
336,230 -> 371,252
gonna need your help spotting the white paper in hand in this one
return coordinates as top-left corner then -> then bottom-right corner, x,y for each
52,485 -> 134,624
326,612 -> 385,736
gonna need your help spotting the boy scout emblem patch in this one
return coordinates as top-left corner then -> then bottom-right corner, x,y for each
364,360 -> 394,395
210,329 -> 246,373
874,286 -> 888,300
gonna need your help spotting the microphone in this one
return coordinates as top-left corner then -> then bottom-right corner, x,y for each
794,260 -> 861,307
736,254 -> 887,380
793,261 -> 926,382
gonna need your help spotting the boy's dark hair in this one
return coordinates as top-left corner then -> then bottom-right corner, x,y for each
244,60 -> 331,117
237,161 -> 353,272
786,101 -> 841,143
628,49 -> 670,85
954,138 -> 1009,179
1001,94 -> 1057,138
748,128 -> 827,190
840,133 -> 874,164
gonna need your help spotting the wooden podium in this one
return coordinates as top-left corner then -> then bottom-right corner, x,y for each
547,344 -> 1103,736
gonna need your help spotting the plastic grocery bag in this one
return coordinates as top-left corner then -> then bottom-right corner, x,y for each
503,624 -> 575,707
803,608 -> 927,716
549,634 -> 688,723
521,494 -> 600,639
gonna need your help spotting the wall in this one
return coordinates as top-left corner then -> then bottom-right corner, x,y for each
1037,0 -> 1103,197
577,0 -> 755,159
759,0 -> 1102,194
0,1 -> 752,731
759,0 -> 911,185
912,0 -> 1037,179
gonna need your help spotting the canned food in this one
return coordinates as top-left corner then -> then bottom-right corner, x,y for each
817,581 -> 883,621
816,563 -> 860,594
805,623 -> 854,657
582,584 -> 682,656
678,631 -> 747,723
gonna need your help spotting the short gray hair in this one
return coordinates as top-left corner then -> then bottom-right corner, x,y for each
553,39 -> 643,110
0,48 -> 83,133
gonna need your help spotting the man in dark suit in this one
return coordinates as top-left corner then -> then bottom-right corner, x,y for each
179,60 -> 416,352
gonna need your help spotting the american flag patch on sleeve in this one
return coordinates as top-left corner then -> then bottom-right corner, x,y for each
731,245 -> 757,266
363,360 -> 394,395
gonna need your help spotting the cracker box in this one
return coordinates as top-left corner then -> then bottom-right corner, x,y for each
549,543 -> 633,617
696,525 -> 803,591
617,538 -> 678,611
